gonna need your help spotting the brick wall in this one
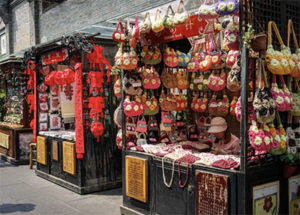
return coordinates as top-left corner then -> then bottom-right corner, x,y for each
11,1 -> 35,52
39,0 -> 172,42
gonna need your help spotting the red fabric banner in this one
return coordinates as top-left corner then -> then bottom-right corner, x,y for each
41,48 -> 68,65
74,63 -> 85,159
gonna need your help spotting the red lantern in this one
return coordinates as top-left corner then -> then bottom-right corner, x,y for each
91,121 -> 104,142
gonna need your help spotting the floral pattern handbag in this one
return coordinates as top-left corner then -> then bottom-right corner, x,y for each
269,112 -> 287,155
287,19 -> 300,78
174,0 -> 189,25
253,59 -> 276,124
164,46 -> 178,67
224,17 -> 240,51
163,5 -> 176,29
266,21 -> 292,75
176,69 -> 189,90
112,22 -> 126,42
159,90 -> 177,111
140,66 -> 161,89
136,116 -> 147,133
227,60 -> 241,92
141,46 -> 162,65
176,50 -> 191,67
249,121 -> 272,152
208,70 -> 226,91
271,75 -> 293,112
176,92 -> 187,111
191,93 -> 208,113
152,9 -> 164,33
208,91 -> 229,117
139,12 -> 152,34
198,0 -> 218,19
142,92 -> 159,115
124,96 -> 144,117
215,0 -> 239,16
115,45 -> 139,70
291,79 -> 300,116
226,50 -> 239,67
161,68 -> 177,89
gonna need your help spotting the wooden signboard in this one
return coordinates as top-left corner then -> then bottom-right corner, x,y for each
0,132 -> 9,149
37,136 -> 47,165
63,141 -> 76,175
195,170 -> 228,215
125,156 -> 148,203
52,141 -> 58,161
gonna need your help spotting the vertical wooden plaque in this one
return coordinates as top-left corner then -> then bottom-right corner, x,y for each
125,155 -> 148,203
63,141 -> 76,175
52,141 -> 58,161
37,136 -> 47,165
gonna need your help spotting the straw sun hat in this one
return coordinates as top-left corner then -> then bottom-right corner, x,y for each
207,117 -> 228,133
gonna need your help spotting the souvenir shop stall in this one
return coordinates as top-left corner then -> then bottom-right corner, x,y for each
0,58 -> 32,165
111,0 -> 300,214
24,34 -> 122,194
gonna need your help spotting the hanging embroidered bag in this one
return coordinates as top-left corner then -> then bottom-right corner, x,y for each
208,70 -> 226,91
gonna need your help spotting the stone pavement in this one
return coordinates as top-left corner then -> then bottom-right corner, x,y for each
0,160 -> 122,215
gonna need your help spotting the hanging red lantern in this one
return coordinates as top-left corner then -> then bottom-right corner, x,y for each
91,121 -> 104,142
87,71 -> 104,94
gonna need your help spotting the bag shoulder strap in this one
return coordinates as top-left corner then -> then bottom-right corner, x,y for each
268,21 -> 284,47
287,19 -> 299,49
177,0 -> 188,13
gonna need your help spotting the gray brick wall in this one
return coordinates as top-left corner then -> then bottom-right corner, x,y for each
39,0 -> 172,42
11,1 -> 35,52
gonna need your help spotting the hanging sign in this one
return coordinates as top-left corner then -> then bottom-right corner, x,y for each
195,170 -> 228,215
125,156 -> 148,203
37,136 -> 47,165
141,15 -> 217,46
41,48 -> 68,65
63,141 -> 76,175
74,63 -> 85,159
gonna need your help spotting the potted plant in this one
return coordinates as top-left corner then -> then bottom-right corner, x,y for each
280,153 -> 300,179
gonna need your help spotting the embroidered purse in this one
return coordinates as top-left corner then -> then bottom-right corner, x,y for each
174,0 -> 189,25
224,17 -> 239,51
114,77 -> 121,98
115,44 -> 139,70
199,44 -> 212,72
208,34 -> 224,69
148,116 -> 159,131
271,75 -> 293,112
287,19 -> 300,78
269,112 -> 287,155
161,111 -> 173,123
208,70 -> 226,91
123,74 -> 143,96
124,96 -> 144,117
126,117 -> 137,136
176,50 -> 191,67
163,5 -> 176,29
140,66 -> 161,89
142,92 -> 159,115
159,90 -> 177,111
266,21 -> 292,75
139,12 -> 151,34
215,0 -> 239,16
161,68 -> 177,89
198,0 -> 218,19
191,93 -> 208,113
227,60 -> 241,92
141,46 -> 162,65
152,9 -> 165,33
187,44 -> 200,72
208,91 -> 229,117
176,69 -> 189,90
253,59 -> 276,124
249,121 -> 272,152
291,79 -> 300,116
112,22 -> 126,42
136,116 -> 147,133
176,92 -> 187,111
136,133 -> 147,145
164,46 -> 178,67
226,50 -> 239,67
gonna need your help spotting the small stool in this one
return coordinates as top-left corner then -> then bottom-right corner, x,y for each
29,143 -> 37,169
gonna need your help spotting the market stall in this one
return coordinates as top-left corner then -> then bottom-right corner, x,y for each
0,58 -> 33,165
110,0 -> 300,214
24,34 -> 122,194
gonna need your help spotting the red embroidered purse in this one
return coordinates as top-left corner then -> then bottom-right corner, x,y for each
208,70 -> 226,91
112,22 -> 126,42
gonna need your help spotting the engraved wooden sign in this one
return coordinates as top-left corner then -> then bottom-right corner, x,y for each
0,132 -> 10,149
63,141 -> 76,175
52,141 -> 58,161
125,155 -> 148,203
37,136 -> 47,165
195,170 -> 229,215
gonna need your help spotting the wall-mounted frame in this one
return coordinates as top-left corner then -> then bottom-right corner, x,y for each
289,175 -> 300,214
37,136 -> 47,165
252,181 -> 280,215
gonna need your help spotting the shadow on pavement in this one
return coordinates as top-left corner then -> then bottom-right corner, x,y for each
0,204 -> 36,213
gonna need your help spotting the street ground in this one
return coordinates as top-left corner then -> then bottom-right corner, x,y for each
0,160 -> 122,215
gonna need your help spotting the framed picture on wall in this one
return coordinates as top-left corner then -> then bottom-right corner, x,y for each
50,96 -> 59,111
253,181 -> 280,215
39,123 -> 48,131
49,114 -> 61,130
39,113 -> 48,122
289,175 -> 300,214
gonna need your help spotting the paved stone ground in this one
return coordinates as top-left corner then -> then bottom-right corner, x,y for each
0,160 -> 122,215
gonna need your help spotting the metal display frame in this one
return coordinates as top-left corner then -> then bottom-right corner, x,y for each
119,0 -> 300,214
